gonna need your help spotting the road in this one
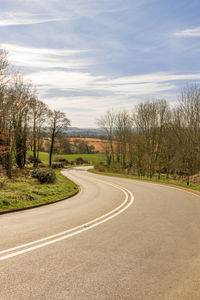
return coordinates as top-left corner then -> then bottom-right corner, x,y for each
0,167 -> 200,300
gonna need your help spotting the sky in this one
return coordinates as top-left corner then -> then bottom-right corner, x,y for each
0,0 -> 200,127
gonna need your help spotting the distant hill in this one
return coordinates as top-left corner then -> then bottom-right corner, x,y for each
66,127 -> 106,138
42,126 -> 106,138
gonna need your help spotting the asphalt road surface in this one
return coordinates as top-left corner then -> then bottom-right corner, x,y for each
1,166 -> 200,300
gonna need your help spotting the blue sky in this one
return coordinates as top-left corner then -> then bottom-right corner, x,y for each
0,0 -> 200,127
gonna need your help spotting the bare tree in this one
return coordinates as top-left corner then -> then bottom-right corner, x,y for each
97,109 -> 116,165
173,85 -> 200,184
115,110 -> 132,169
9,74 -> 33,169
0,48 -> 9,91
48,110 -> 70,166
96,88 -> 199,185
29,98 -> 49,167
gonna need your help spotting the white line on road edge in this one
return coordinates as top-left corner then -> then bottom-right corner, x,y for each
0,177 -> 134,261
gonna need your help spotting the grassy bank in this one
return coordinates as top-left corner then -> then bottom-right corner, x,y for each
89,169 -> 200,193
0,152 -> 104,213
0,170 -> 78,212
27,151 -> 105,165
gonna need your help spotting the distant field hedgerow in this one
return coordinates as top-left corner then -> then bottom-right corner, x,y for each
27,151 -> 106,165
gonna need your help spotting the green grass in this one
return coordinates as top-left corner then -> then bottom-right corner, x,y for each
27,151 -> 105,165
89,169 -> 200,193
0,170 -> 78,212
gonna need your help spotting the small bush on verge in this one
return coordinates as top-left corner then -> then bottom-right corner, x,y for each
52,163 -> 64,169
28,155 -> 41,164
30,168 -> 56,184
54,157 -> 69,164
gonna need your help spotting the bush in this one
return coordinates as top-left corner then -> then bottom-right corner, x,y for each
0,178 -> 7,188
30,168 -> 56,184
52,163 -> 64,169
110,164 -> 124,174
1,199 -> 10,206
54,157 -> 69,164
28,155 -> 41,164
73,157 -> 89,165
97,165 -> 106,172
95,162 -> 106,172
30,169 -> 41,179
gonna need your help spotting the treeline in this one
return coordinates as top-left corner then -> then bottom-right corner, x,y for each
98,86 -> 200,185
32,137 -> 98,155
51,138 -> 97,155
0,49 -> 70,177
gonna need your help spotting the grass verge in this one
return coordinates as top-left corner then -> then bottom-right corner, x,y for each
89,169 -> 200,193
0,170 -> 78,212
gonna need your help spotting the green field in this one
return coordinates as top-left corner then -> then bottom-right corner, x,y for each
27,151 -> 105,165
0,170 -> 78,212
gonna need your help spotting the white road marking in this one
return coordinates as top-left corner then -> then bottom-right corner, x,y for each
0,175 -> 134,261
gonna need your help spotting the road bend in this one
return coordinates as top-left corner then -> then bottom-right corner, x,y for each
0,166 -> 200,299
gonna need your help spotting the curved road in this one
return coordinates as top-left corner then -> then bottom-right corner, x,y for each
0,167 -> 200,299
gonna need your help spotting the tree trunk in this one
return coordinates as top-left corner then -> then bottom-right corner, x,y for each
36,136 -> 40,167
5,150 -> 12,179
187,174 -> 190,186
158,161 -> 161,180
49,132 -> 55,167
33,118 -> 37,167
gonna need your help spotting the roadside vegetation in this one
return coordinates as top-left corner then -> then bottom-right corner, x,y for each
0,48 -> 79,212
0,170 -> 78,212
90,169 -> 200,192
97,86 -> 200,188
0,48 -> 72,178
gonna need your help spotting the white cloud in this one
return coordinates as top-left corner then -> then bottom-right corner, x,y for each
24,70 -> 200,96
22,68 -> 200,127
25,70 -> 105,91
173,27 -> 200,37
3,44 -> 86,56
105,73 -> 200,84
0,4 -> 127,28
0,12 -> 64,27
2,44 -> 91,69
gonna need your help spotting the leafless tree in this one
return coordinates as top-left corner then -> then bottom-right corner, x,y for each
29,98 -> 49,167
115,110 -> 132,169
97,109 -> 116,165
133,100 -> 168,177
173,85 -> 200,184
48,110 -> 70,166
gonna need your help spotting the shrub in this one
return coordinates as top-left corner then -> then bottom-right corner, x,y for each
30,168 -> 56,184
52,163 -> 64,169
73,157 -> 89,165
0,178 -> 7,188
54,157 -> 69,164
97,165 -> 106,172
110,164 -> 124,174
95,162 -> 106,172
28,155 -> 41,164
1,199 -> 10,206
30,169 -> 40,179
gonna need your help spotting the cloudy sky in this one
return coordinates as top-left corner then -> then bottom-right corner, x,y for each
0,0 -> 200,127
